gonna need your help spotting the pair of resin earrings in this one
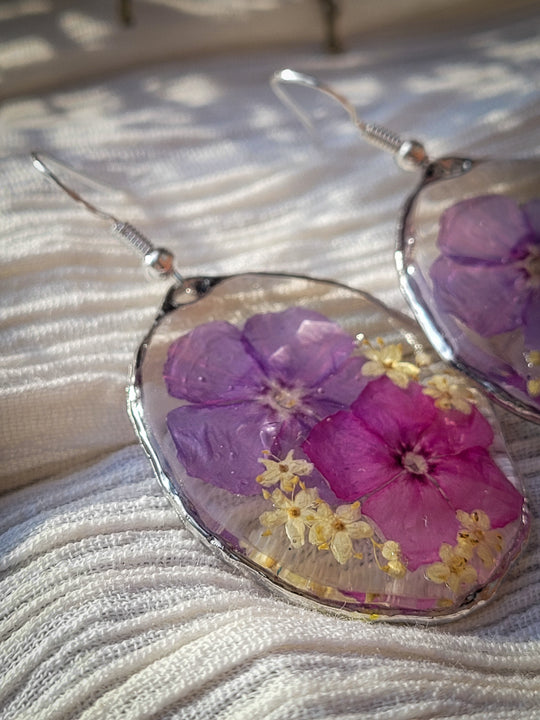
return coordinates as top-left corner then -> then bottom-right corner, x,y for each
33,69 -> 538,622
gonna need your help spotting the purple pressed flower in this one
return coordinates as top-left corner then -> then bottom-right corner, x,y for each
164,307 -> 367,495
431,195 -> 540,349
303,376 -> 523,570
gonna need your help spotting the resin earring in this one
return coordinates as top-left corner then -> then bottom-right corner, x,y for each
272,69 -> 540,425
31,132 -> 529,622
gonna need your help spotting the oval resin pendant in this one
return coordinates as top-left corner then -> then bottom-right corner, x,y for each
397,157 -> 540,425
128,272 -> 529,622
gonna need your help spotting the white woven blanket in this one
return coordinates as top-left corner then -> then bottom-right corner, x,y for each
2,2 -> 540,718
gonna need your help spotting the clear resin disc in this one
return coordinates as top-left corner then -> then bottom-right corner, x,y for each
129,273 -> 529,621
397,157 -> 540,424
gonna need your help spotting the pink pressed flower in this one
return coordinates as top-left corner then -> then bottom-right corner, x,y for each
303,376 -> 523,570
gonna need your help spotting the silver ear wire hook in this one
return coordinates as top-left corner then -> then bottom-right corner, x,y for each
31,151 -> 184,286
271,69 -> 428,171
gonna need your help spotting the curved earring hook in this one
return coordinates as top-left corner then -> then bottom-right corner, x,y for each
31,151 -> 184,286
271,69 -> 428,171
32,152 -> 121,223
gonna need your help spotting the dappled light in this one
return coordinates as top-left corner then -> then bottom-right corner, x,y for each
1,2 -> 540,719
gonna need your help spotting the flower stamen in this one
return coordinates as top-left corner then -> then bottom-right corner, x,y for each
402,451 -> 428,476
426,543 -> 477,594
370,539 -> 407,578
259,486 -> 320,547
456,509 -> 503,569
361,339 -> 420,389
256,450 -> 313,492
522,244 -> 540,288
308,500 -> 373,565
525,351 -> 540,397
423,373 -> 477,414
261,381 -> 305,414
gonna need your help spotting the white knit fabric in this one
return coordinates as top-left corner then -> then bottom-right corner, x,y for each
2,2 -> 540,718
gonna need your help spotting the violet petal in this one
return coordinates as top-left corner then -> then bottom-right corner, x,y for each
438,195 -> 530,261
164,321 -> 266,403
166,401 -> 280,495
431,255 -> 526,337
303,355 -> 368,419
270,413 -> 313,456
242,307 -> 355,388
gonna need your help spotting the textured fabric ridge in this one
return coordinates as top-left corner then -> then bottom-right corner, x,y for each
1,4 -> 540,719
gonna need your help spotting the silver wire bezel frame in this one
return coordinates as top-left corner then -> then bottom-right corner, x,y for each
396,156 -> 540,426
127,271 -> 529,624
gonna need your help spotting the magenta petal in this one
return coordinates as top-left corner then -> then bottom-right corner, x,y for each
523,289 -> 540,348
164,321 -> 266,403
166,402 -> 280,495
303,410 -> 400,501
431,255 -> 526,337
438,195 -> 530,261
351,378 -> 436,452
418,404 -> 494,458
434,448 -> 524,528
242,307 -> 355,388
361,475 -> 459,571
